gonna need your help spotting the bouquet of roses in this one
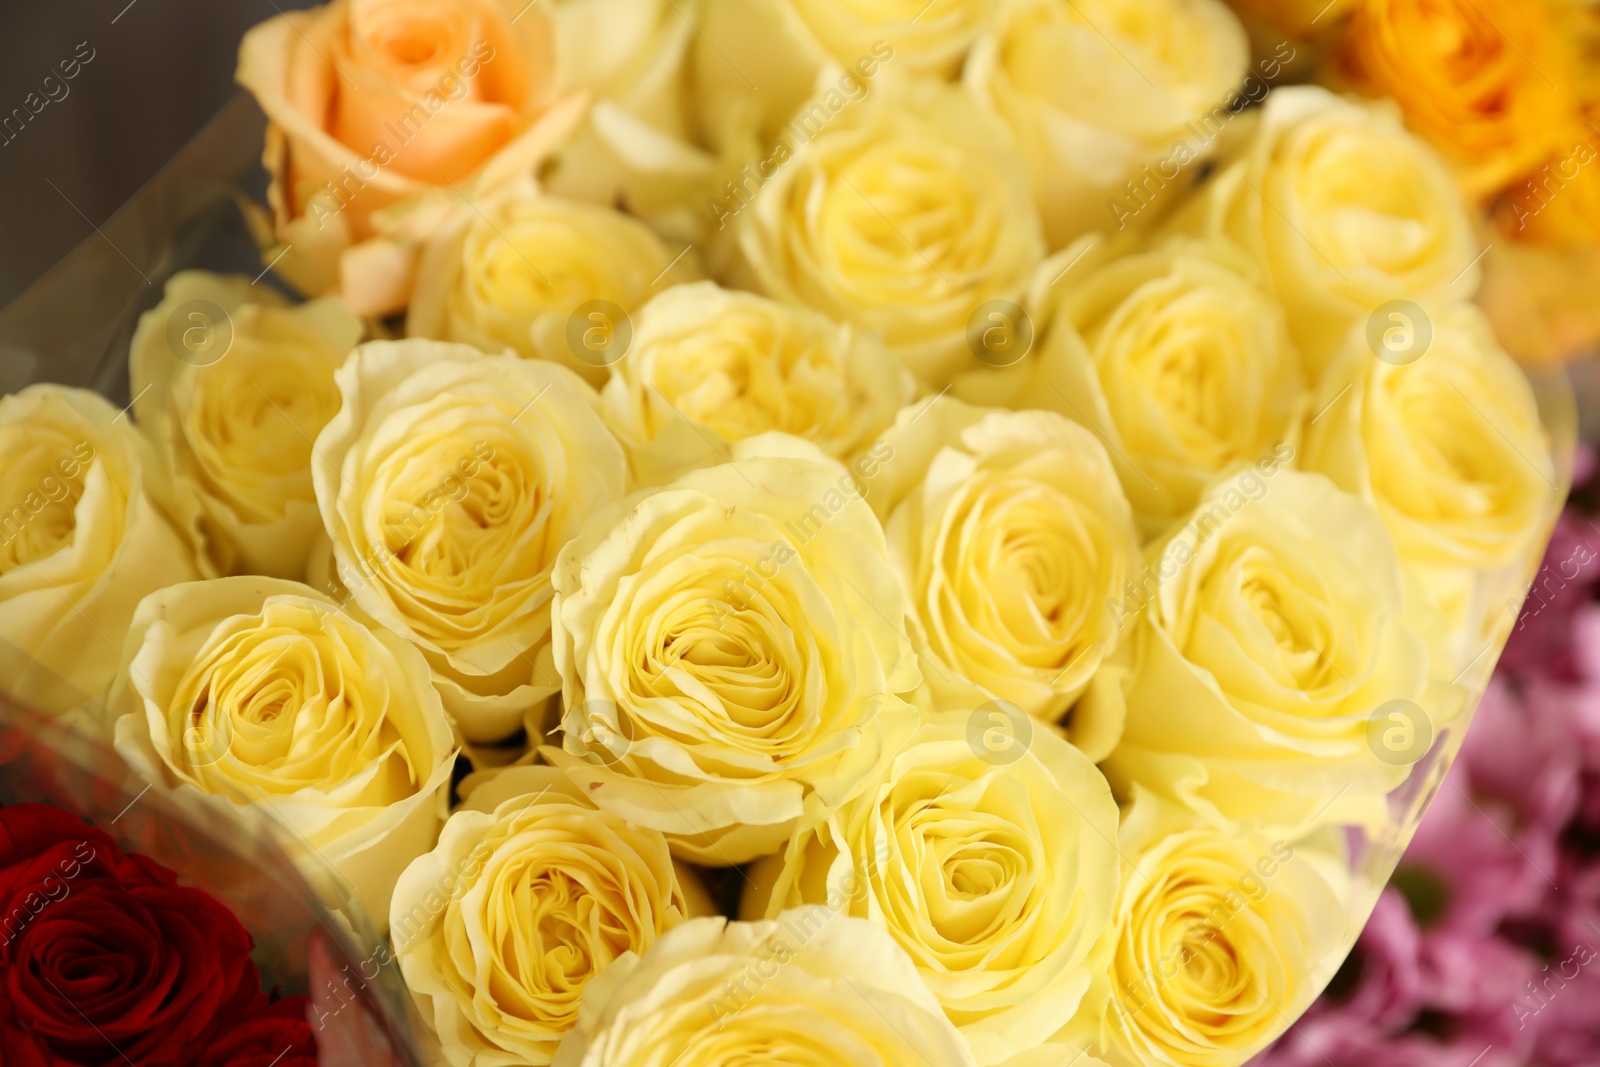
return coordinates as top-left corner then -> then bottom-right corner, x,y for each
0,0 -> 1577,1065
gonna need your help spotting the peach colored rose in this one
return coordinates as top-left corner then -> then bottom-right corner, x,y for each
237,0 -> 585,317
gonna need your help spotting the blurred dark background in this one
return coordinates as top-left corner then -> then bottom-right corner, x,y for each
0,0 -> 316,310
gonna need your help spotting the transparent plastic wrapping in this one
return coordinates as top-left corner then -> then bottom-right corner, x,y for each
0,696 -> 423,1066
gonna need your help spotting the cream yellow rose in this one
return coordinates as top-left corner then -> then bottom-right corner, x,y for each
1004,1050 -> 1113,1067
729,76 -> 1046,387
0,385 -> 197,716
408,179 -> 699,387
966,0 -> 1252,247
129,271 -> 363,579
777,0 -> 995,75
1176,86 -> 1481,374
392,764 -> 709,1066
599,281 -> 914,485
237,0 -> 584,316
746,710 -> 1120,1065
992,237 -> 1304,539
110,576 -> 457,929
687,0 -> 882,190
1101,467 -> 1432,834
1092,805 -> 1341,1067
310,339 -> 627,743
863,399 -> 1139,747
549,912 -> 978,1067
542,434 -> 920,865
684,0 -> 989,218
1302,302 -> 1555,641
539,0 -> 721,239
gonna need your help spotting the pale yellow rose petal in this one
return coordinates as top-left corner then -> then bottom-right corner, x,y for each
868,398 -> 1140,725
751,709 -> 1121,1065
729,76 -> 1045,388
550,912 -> 978,1066
393,764 -> 703,1066
966,0 -> 1249,247
110,575 -> 457,930
409,180 -> 700,388
130,270 -> 363,579
544,433 -> 920,864
312,339 -> 627,743
1102,467 -> 1431,835
601,281 -> 914,485
0,385 -> 198,717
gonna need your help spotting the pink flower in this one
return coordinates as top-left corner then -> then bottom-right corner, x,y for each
1529,937 -> 1600,1067
1405,763 -> 1556,936
1250,1021 -> 1504,1067
1417,930 -> 1542,1059
1336,888 -> 1425,1031
1463,677 -> 1585,830
1501,508 -> 1600,683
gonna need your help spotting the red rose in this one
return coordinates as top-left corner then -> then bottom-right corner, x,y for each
0,804 -> 261,1067
0,804 -> 115,946
199,995 -> 318,1067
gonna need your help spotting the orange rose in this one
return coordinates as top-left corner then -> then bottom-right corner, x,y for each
1481,151 -> 1600,364
1481,95 -> 1600,366
1498,135 -> 1600,247
1330,0 -> 1572,197
237,0 -> 585,317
